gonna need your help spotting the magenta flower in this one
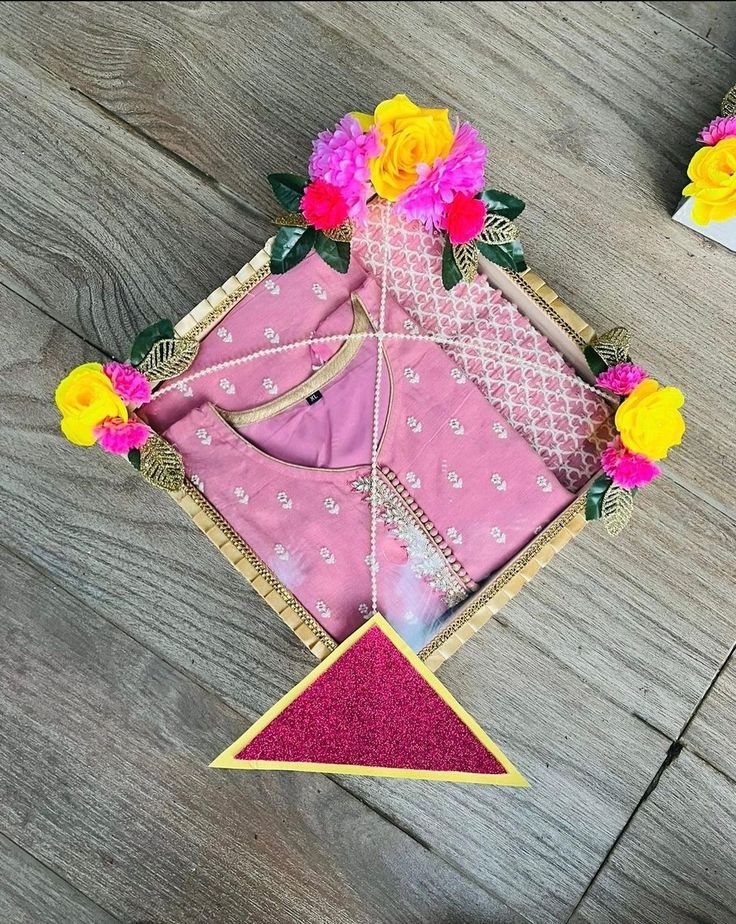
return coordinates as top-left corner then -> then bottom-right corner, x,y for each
601,437 -> 661,489
104,362 -> 152,407
596,362 -> 648,395
396,122 -> 487,231
308,114 -> 381,223
698,115 -> 736,145
94,418 -> 151,455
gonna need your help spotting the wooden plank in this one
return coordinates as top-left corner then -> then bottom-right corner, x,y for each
685,650 -> 736,779
648,1 -> 736,56
0,542 -> 521,924
2,0 -> 732,521
0,834 -> 119,924
570,749 -> 736,924
0,51 -> 271,358
0,287 -> 679,923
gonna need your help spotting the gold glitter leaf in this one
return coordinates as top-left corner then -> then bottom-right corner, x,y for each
722,84 -> 736,117
477,213 -> 519,246
323,220 -> 354,242
601,483 -> 635,536
138,338 -> 199,386
275,212 -> 308,228
593,327 -> 631,366
452,242 -> 480,283
139,433 -> 185,491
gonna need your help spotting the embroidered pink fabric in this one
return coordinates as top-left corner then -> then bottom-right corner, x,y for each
146,257 -> 573,649
352,200 -> 612,490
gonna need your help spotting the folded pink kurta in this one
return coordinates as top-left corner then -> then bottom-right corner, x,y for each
146,259 -> 572,649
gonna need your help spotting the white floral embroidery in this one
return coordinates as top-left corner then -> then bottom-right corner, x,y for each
312,282 -> 328,300
319,546 -> 336,565
219,377 -> 235,395
233,487 -> 249,504
264,326 -> 280,345
264,279 -> 280,295
403,366 -> 420,384
274,543 -> 290,561
358,603 -> 370,619
447,471 -> 463,489
406,415 -> 422,434
405,471 -> 421,490
446,527 -> 463,545
277,491 -> 293,510
492,421 -> 508,439
190,474 -> 205,490
364,552 -> 377,570
323,496 -> 340,515
491,473 -> 507,491
450,367 -> 468,385
262,377 -> 278,396
174,381 -> 194,398
195,427 -> 212,446
449,418 -> 465,436
315,600 -> 332,619
536,475 -> 553,493
216,326 -> 233,343
490,526 -> 507,544
403,318 -> 419,334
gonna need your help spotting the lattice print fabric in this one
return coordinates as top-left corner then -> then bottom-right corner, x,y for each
352,200 -> 612,490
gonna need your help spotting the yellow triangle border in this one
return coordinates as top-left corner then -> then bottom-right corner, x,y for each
210,614 -> 528,786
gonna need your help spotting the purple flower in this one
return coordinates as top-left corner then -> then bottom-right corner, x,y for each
596,362 -> 648,396
308,115 -> 381,223
601,437 -> 660,489
698,115 -> 736,145
395,122 -> 487,231
104,362 -> 152,407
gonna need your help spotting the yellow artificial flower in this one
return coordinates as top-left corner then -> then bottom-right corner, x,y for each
55,362 -> 128,446
363,93 -> 454,201
683,136 -> 736,225
615,379 -> 685,461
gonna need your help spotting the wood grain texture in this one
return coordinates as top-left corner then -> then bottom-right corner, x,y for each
685,650 -> 736,779
0,284 -> 672,924
1,0 -> 732,520
0,834 -> 119,924
570,749 -> 736,924
0,542 -> 520,924
648,0 -> 736,56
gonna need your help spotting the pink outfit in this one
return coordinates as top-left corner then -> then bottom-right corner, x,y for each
146,260 -> 572,650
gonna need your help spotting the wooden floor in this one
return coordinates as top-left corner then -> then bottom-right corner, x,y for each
0,2 -> 734,922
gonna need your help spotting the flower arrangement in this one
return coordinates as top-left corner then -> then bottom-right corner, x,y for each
584,331 -> 685,534
268,94 -> 526,288
683,111 -> 736,226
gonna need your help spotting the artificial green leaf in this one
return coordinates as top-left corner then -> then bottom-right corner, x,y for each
127,448 -> 141,470
267,173 -> 309,211
585,474 -> 613,520
270,225 -> 316,274
476,239 -> 527,273
130,319 -> 175,366
441,238 -> 463,290
478,189 -> 525,220
583,345 -> 609,377
314,232 -> 351,273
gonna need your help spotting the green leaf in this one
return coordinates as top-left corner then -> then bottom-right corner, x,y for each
270,225 -> 316,274
583,345 -> 609,377
130,319 -> 175,366
127,448 -> 141,470
267,173 -> 309,211
314,232 -> 351,273
476,239 -> 527,273
585,475 -> 613,520
441,238 -> 463,290
478,189 -> 525,220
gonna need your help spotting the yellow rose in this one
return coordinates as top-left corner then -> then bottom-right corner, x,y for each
683,137 -> 736,225
615,379 -> 685,461
55,362 -> 128,446
363,94 -> 454,201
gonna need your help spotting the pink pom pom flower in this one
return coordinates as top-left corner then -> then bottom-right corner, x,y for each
445,193 -> 486,244
94,417 -> 151,455
596,362 -> 648,395
601,436 -> 661,489
308,115 -> 381,223
104,362 -> 152,407
301,179 -> 350,231
698,115 -> 736,145
396,122 -> 488,231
